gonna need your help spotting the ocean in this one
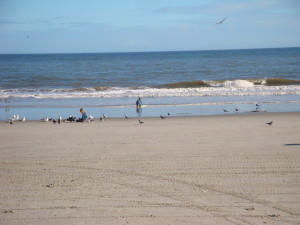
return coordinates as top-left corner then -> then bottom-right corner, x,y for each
1,47 -> 300,120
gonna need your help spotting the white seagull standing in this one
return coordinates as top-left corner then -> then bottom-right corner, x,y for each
22,116 -> 26,122
41,116 -> 49,122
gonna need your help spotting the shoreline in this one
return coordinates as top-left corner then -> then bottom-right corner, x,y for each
1,111 -> 299,122
1,100 -> 300,121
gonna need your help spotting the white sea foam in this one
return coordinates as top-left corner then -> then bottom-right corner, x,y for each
1,84 -> 300,99
223,80 -> 254,88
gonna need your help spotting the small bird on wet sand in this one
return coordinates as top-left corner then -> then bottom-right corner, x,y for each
53,119 -> 56,124
223,109 -> 229,113
125,114 -> 131,119
167,113 -> 171,116
9,120 -> 13,125
103,114 -> 108,119
266,121 -> 273,126
139,120 -> 144,124
160,116 -> 166,119
235,107 -> 240,112
66,116 -> 76,122
100,117 -> 104,122
41,116 -> 49,122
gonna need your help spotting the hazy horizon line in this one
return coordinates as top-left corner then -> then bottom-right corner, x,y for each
0,46 -> 299,55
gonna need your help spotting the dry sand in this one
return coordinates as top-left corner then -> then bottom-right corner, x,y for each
0,112 -> 299,225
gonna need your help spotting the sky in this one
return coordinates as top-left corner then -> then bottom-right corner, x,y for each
0,0 -> 299,54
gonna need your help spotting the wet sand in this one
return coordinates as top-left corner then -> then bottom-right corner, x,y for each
0,112 -> 299,225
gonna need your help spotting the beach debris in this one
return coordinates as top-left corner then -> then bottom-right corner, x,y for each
45,183 -> 54,188
268,214 -> 280,217
125,114 -> 131,119
139,120 -> 144,124
160,115 -> 166,119
266,121 -> 273,126
3,210 -> 13,213
245,207 -> 255,211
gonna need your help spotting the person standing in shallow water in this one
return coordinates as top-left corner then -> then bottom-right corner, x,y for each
136,97 -> 143,109
136,97 -> 143,114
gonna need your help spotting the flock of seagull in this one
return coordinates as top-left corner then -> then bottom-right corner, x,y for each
6,104 -> 273,126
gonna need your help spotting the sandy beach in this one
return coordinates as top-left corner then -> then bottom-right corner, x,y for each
0,112 -> 299,225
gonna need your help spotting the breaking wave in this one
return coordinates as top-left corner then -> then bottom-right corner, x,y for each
1,79 -> 300,99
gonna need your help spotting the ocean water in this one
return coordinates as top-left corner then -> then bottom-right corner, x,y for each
1,47 -> 300,120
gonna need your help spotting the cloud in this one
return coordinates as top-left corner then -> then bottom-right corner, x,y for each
205,0 -> 300,15
0,20 -> 27,25
155,0 -> 300,16
156,6 -> 204,14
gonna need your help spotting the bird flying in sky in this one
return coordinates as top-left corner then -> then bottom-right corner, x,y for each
216,17 -> 227,25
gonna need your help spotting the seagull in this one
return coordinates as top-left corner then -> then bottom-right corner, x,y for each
266,121 -> 273,126
167,113 -> 171,116
22,116 -> 26,122
100,117 -> 104,122
160,115 -> 166,119
53,119 -> 56,124
16,114 -> 19,120
223,109 -> 229,113
103,114 -> 108,119
235,107 -> 240,112
139,120 -> 144,124
125,114 -> 131,119
66,115 -> 76,122
58,117 -> 61,124
10,115 -> 17,121
9,120 -> 13,125
41,116 -> 49,122
89,115 -> 94,121
216,17 -> 227,25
